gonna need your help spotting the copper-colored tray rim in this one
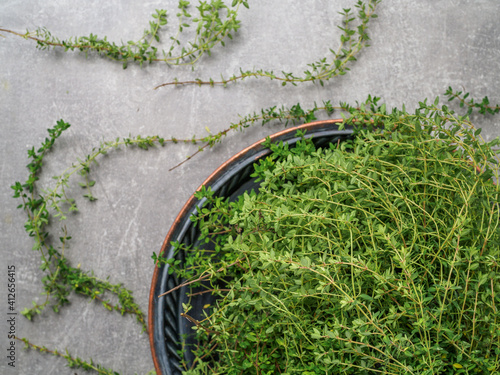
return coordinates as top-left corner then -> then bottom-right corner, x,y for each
148,118 -> 344,374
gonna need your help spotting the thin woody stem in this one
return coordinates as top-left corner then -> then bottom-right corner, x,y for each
157,259 -> 241,298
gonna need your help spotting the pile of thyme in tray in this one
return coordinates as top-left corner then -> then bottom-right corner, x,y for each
169,97 -> 500,374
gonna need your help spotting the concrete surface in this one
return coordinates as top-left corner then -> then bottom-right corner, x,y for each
1,1 -> 500,374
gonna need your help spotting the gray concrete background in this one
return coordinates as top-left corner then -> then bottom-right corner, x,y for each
1,1 -> 500,374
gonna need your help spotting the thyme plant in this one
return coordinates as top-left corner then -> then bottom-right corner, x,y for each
445,87 -> 500,117
1,1 -> 247,69
165,97 -> 500,374
10,121 -> 166,329
155,0 -> 380,89
18,336 -> 157,375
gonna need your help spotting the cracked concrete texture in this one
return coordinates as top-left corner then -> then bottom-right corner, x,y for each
1,1 -> 500,374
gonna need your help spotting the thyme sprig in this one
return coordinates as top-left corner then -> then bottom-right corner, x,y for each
169,100 -> 342,170
445,86 -> 500,116
155,0 -> 380,89
10,122 -> 172,331
0,0 -> 247,69
16,336 -> 129,375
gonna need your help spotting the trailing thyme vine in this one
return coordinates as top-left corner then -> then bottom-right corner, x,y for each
155,0 -> 380,89
169,100 -> 342,170
445,87 -> 500,117
10,121 -> 162,330
0,0 -> 247,69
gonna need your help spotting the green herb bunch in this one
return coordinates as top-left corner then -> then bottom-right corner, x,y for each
169,97 -> 500,374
